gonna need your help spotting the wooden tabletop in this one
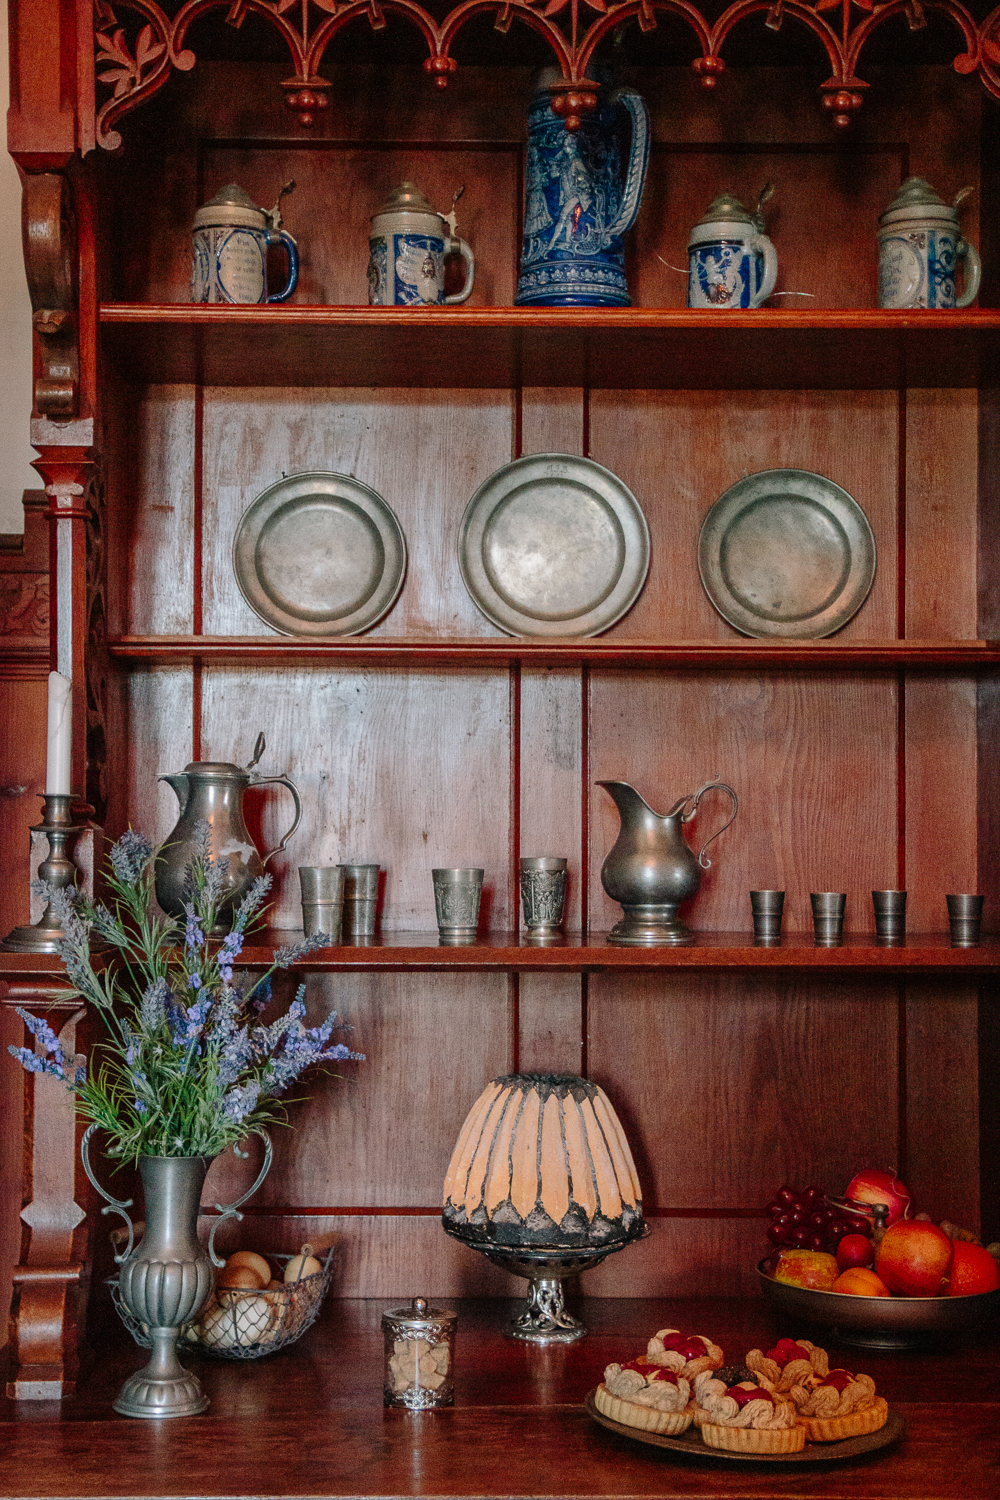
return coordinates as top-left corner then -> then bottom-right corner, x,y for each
2,1296 -> 998,1498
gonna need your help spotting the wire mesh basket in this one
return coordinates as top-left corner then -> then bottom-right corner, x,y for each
108,1248 -> 335,1360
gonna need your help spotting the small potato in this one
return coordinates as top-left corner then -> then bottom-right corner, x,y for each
225,1250 -> 272,1285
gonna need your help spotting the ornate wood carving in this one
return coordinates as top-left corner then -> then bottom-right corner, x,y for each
91,0 -> 1000,140
2,990 -> 91,1400
21,174 -> 79,421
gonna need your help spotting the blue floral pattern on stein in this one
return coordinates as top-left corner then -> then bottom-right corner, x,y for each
515,80 -> 649,308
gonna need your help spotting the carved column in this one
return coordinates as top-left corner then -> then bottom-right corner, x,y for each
2,987 -> 91,1399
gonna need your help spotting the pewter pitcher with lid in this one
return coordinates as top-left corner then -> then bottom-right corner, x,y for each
155,733 -> 302,933
598,778 -> 738,945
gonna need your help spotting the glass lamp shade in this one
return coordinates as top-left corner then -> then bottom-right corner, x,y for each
442,1072 -> 645,1250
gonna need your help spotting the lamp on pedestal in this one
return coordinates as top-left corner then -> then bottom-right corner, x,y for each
442,1073 -> 647,1343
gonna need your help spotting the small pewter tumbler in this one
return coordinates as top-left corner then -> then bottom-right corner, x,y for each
811,891 -> 846,946
947,893 -> 983,947
432,868 -> 484,944
298,866 -> 344,941
382,1296 -> 456,1409
872,889 -> 907,944
338,863 -> 380,938
750,889 -> 784,942
520,857 -> 567,942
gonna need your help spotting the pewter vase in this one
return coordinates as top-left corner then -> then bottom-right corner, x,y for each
81,1125 -> 273,1418
155,734 -> 302,934
598,778 -> 738,946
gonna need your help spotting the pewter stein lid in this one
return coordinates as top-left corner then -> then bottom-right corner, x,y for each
372,182 -> 440,221
688,189 -> 771,244
879,176 -> 969,227
193,184 -> 268,232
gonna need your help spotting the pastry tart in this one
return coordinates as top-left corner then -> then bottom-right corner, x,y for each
595,1360 -> 693,1435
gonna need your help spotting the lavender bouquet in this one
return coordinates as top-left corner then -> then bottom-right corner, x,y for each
9,826 -> 362,1164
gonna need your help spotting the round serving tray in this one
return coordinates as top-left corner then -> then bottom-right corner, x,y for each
459,454 -> 650,637
698,468 -> 876,638
585,1390 -> 904,1464
232,470 -> 407,636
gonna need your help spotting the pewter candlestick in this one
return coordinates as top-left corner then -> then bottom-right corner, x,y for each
3,793 -> 82,954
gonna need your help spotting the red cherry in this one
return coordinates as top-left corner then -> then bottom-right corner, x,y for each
801,1186 -> 825,1207
766,1200 -> 784,1219
807,1232 -> 828,1251
776,1186 -> 798,1207
791,1226 -> 810,1246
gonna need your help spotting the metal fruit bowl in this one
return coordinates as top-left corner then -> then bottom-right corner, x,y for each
758,1259 -> 1000,1349
110,1249 -> 334,1360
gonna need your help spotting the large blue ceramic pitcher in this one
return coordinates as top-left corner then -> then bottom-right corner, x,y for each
515,74 -> 649,308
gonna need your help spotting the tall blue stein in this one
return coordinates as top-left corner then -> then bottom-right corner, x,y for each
515,74 -> 649,308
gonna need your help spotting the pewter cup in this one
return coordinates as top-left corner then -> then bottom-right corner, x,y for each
339,863 -> 380,938
872,889 -> 907,944
432,868 -> 484,945
299,866 -> 344,941
811,891 -> 846,946
750,889 -> 784,943
946,893 -> 983,947
520,857 -> 567,942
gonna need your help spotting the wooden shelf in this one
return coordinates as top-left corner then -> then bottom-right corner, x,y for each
107,636 -> 1000,669
5,936 -> 998,979
3,1295 -> 999,1498
98,306 -> 1000,391
237,931 -> 1000,973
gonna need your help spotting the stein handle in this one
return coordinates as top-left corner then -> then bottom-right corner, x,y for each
955,238 -> 981,308
250,772 -> 303,864
750,234 -> 778,307
266,229 -> 299,303
81,1122 -> 137,1263
689,779 -> 739,869
207,1130 -> 274,1267
444,237 -> 476,304
604,89 -> 651,242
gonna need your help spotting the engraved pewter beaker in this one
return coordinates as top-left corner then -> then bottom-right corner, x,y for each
519,857 -> 567,941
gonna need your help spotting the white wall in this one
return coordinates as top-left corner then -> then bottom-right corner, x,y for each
1,0 -> 44,534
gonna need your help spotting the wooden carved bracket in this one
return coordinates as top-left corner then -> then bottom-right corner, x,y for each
3,990 -> 92,1400
90,0 -> 1000,141
22,174 -> 79,422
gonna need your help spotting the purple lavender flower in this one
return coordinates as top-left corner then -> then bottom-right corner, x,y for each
216,928 -> 244,984
233,875 -> 271,931
221,1080 -> 261,1124
183,996 -> 211,1045
139,977 -> 171,1032
184,903 -> 205,953
188,973 -> 202,991
272,932 -> 329,968
109,829 -> 154,885
16,1007 -> 65,1057
7,1046 -> 67,1079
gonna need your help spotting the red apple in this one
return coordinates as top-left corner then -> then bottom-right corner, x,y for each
844,1168 -> 912,1228
772,1249 -> 839,1291
875,1220 -> 953,1296
836,1233 -> 874,1272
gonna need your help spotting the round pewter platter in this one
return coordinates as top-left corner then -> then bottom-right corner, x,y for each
459,454 -> 650,637
698,468 -> 876,638
232,471 -> 406,637
585,1391 -> 904,1465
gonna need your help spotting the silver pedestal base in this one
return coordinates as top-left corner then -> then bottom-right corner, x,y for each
113,1332 -> 209,1419
608,903 -> 693,946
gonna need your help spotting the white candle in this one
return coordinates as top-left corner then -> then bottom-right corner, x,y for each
45,671 -> 73,795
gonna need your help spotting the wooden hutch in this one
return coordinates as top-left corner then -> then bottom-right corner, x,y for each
1,0 -> 999,1494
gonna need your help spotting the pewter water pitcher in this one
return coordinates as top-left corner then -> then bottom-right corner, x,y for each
155,733 -> 302,933
598,778 -> 738,946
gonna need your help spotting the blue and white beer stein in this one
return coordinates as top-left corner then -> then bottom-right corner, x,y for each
190,182 -> 298,305
877,177 -> 980,309
368,183 -> 475,306
687,191 -> 778,309
515,73 -> 649,308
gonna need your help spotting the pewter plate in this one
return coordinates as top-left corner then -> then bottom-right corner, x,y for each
232,471 -> 406,637
586,1391 -> 903,1465
698,469 -> 876,639
459,454 -> 650,637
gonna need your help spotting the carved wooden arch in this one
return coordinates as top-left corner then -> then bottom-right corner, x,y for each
21,174 -> 79,420
93,0 -> 1000,143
